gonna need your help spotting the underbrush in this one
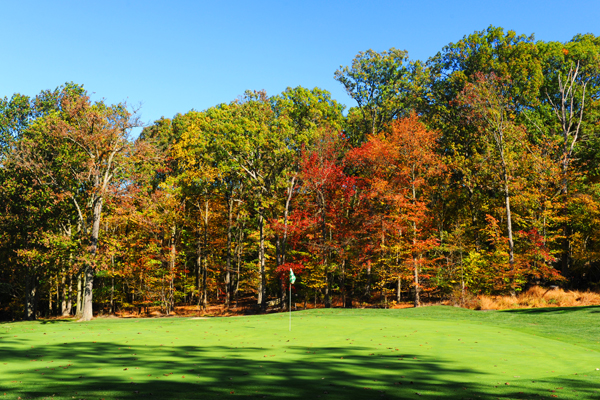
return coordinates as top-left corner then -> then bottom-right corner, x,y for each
470,286 -> 600,310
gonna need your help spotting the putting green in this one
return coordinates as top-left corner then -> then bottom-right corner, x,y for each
1,306 -> 599,399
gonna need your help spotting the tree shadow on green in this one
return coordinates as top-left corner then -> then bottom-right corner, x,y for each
0,319 -> 75,326
1,340 -> 598,399
39,319 -> 77,324
502,305 -> 600,314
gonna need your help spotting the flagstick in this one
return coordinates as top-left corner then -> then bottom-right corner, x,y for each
289,281 -> 292,331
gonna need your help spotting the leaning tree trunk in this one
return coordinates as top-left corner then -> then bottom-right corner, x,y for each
277,176 -> 297,311
503,170 -> 516,296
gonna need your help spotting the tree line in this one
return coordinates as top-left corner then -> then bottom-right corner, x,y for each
1,26 -> 599,320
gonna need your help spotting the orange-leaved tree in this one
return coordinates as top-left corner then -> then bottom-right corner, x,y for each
350,114 -> 445,307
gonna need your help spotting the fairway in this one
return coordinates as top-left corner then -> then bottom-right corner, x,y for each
1,307 -> 599,399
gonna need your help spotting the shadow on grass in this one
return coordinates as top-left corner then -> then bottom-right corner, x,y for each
39,319 -> 77,324
502,305 -> 600,314
1,340 -> 599,400
0,319 -> 76,325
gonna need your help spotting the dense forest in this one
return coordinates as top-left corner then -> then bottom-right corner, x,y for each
1,27 -> 599,320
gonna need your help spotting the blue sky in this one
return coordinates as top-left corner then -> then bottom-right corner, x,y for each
1,0 -> 598,132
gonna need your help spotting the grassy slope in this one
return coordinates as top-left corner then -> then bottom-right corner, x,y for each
0,306 -> 599,399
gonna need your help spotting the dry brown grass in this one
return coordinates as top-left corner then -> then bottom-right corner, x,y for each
475,286 -> 600,310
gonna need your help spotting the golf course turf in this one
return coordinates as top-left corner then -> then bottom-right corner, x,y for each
1,306 -> 599,399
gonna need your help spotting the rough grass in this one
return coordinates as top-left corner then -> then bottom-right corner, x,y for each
477,285 -> 600,310
1,306 -> 599,399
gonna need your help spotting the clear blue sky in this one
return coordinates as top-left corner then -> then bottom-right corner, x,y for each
1,0 -> 598,132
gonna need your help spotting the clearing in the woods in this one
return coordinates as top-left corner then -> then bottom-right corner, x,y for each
1,306 -> 599,399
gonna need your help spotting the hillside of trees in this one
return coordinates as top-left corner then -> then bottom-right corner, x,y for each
2,27 -> 599,320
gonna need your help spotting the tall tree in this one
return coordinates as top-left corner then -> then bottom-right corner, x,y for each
18,88 -> 140,321
350,114 -> 445,306
335,48 -> 423,143
537,36 -> 600,278
457,73 -> 527,293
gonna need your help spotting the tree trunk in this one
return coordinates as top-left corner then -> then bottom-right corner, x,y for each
281,276 -> 287,311
202,201 -> 209,309
258,201 -> 266,312
412,217 -> 421,307
324,271 -> 332,308
76,270 -> 84,318
80,197 -> 103,321
196,201 -> 209,311
65,273 -> 73,316
365,263 -> 371,298
234,224 -> 244,307
410,173 -> 421,308
61,273 -> 68,316
504,175 -> 516,296
81,265 -> 95,321
279,176 -> 295,268
25,272 -> 37,320
460,248 -> 465,304
109,254 -> 115,314
161,273 -> 166,314
169,225 -> 176,313
225,194 -> 233,309
49,275 -> 55,316
413,256 -> 421,307
195,238 -> 202,307
341,260 -> 349,308
560,160 -> 571,280
548,62 -> 586,281
110,276 -> 114,314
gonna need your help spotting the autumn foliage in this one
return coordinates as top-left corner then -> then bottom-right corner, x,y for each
2,26 -> 600,320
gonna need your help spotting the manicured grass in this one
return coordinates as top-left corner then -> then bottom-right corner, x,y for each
1,306 -> 599,399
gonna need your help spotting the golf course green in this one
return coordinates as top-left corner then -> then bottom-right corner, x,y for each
1,306 -> 599,399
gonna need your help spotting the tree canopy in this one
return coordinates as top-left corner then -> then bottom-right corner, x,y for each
2,27 -> 600,320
